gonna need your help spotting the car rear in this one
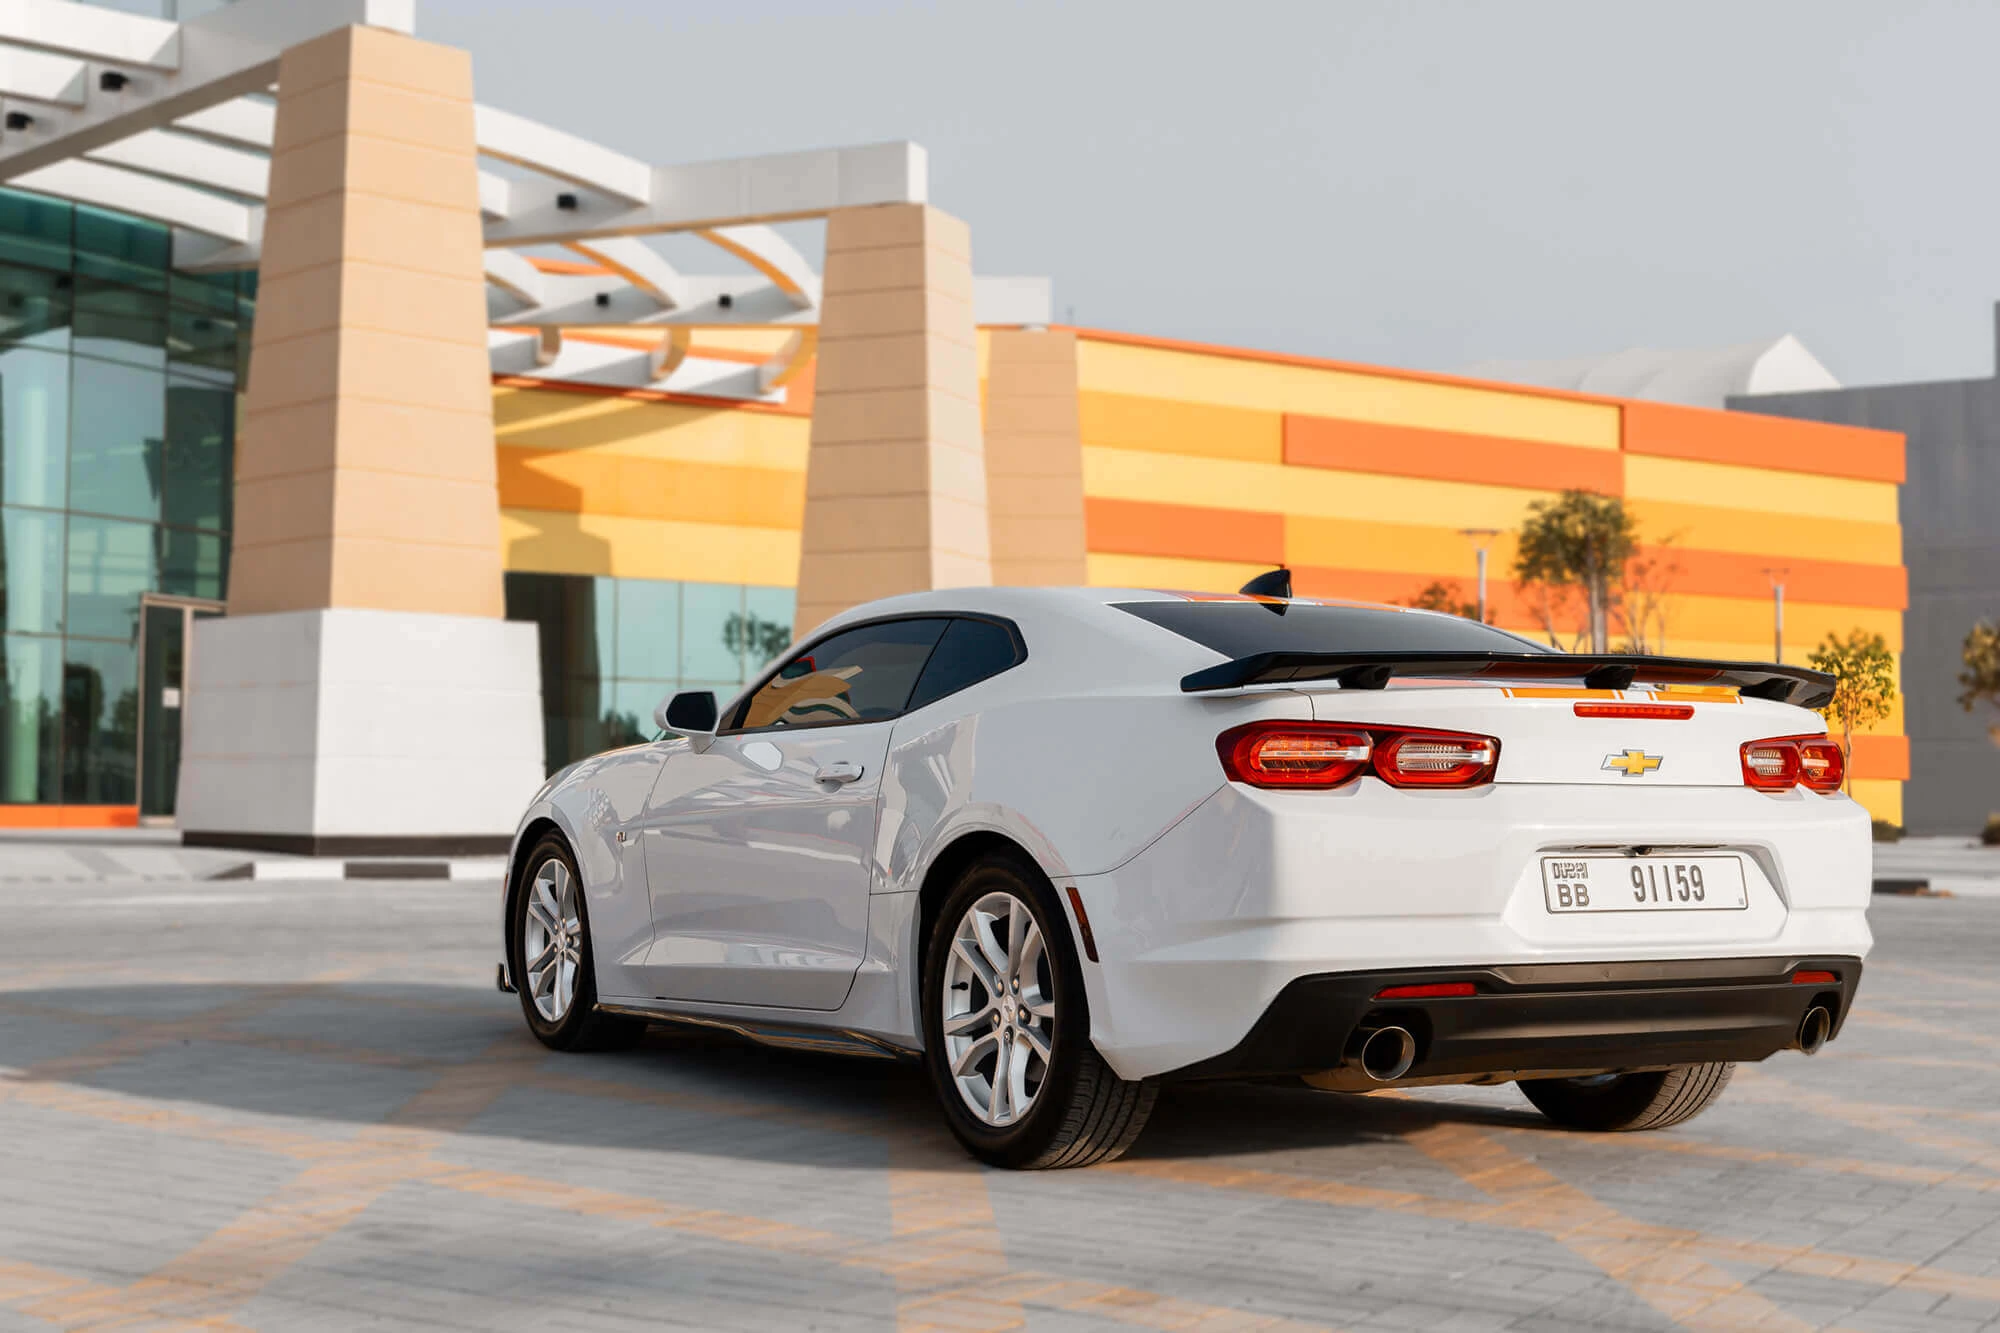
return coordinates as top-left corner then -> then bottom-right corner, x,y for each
1066,596 -> 1871,1087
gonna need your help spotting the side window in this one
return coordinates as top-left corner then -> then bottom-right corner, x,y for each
906,618 -> 1025,712
731,618 -> 949,731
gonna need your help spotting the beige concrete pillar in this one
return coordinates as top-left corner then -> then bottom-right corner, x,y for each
983,328 -> 1086,585
795,204 -> 990,633
228,24 -> 504,617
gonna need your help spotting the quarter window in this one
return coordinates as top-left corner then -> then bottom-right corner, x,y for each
732,619 -> 949,731
907,617 -> 1024,711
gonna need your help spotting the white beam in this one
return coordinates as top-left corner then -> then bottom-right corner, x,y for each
698,224 -> 818,311
564,236 -> 686,310
0,46 -> 87,107
0,0 -> 412,180
481,141 -> 926,247
12,158 -> 253,241
474,104 -> 650,206
482,250 -> 546,308
171,96 -> 274,149
86,127 -> 268,197
0,2 -> 180,70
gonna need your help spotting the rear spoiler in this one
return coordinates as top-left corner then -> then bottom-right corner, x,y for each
1179,650 -> 1836,709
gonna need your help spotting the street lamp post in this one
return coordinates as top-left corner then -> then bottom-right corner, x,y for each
1459,529 -> 1501,623
1762,568 -> 1789,663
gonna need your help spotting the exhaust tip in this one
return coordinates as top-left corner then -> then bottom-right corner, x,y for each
1356,1025 -> 1417,1082
1797,1005 -> 1832,1055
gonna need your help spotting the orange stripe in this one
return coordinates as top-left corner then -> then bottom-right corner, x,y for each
498,448 -> 805,527
526,257 -> 611,276
1644,545 -> 1907,610
1289,565 -> 1544,627
0,804 -> 139,828
1283,414 -> 1624,493
1624,401 -> 1904,484
1849,734 -> 1910,782
1084,497 -> 1284,564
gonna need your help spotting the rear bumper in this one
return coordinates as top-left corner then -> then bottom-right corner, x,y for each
1169,954 -> 1862,1085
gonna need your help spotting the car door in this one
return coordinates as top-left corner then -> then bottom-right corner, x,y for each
637,618 -> 951,1010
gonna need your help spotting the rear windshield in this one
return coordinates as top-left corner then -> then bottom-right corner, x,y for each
1114,601 -> 1553,659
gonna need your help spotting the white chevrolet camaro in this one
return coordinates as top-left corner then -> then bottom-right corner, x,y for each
498,585 -> 1869,1169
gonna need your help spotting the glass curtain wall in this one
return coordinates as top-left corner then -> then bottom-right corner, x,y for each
505,573 -> 795,772
0,189 -> 249,808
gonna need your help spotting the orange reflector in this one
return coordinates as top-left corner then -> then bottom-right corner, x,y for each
1064,885 -> 1099,963
1790,969 -> 1837,986
1373,982 -> 1475,1000
1573,702 -> 1696,720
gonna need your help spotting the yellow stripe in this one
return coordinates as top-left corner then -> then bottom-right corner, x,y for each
1076,339 -> 1621,449
1079,390 -> 1282,463
1661,603 -> 1902,655
1285,516 -> 1518,574
1626,500 -> 1901,566
501,509 -> 799,585
1083,448 -> 1563,528
1625,455 -> 1899,523
1847,779 -> 1901,826
1085,551 -> 1270,593
493,386 -> 811,470
500,446 -> 805,530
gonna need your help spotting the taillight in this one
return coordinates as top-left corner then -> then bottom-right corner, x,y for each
1216,722 -> 1498,790
1374,730 -> 1500,788
1573,702 -> 1695,720
1217,723 -> 1373,789
1741,734 -> 1844,794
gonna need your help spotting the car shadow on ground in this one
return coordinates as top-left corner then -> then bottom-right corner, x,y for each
2,981 -> 1547,1167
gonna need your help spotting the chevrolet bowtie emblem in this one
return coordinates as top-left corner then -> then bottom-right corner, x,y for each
1603,749 -> 1664,777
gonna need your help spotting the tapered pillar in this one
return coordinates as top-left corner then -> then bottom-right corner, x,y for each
794,204 -> 991,634
984,328 -> 1086,585
179,25 -> 541,854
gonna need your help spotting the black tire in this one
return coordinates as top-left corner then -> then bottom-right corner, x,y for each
1518,1062 -> 1734,1132
920,854 -> 1156,1169
510,833 -> 646,1053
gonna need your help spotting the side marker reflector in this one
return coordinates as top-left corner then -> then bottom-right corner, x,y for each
1064,885 -> 1100,963
1790,969 -> 1838,986
1373,981 -> 1476,1000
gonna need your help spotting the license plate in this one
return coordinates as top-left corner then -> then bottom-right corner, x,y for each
1540,856 -> 1748,913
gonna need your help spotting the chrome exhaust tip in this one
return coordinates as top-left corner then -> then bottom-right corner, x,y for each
1353,1024 -> 1417,1082
1797,1005 -> 1832,1055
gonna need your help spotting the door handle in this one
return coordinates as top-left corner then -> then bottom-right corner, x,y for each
815,760 -> 864,784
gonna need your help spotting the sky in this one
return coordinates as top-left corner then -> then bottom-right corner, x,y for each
417,0 -> 2000,389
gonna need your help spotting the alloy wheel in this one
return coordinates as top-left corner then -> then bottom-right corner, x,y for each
940,890 -> 1055,1127
522,858 -> 582,1023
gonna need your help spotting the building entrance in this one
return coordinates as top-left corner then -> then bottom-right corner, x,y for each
136,596 -> 223,822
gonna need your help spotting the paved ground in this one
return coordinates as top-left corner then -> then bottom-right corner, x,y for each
4,876 -> 1999,1332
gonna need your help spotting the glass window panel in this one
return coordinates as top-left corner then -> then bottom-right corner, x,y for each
540,674 -> 618,774
168,268 -> 240,317
70,358 -> 164,521
504,572 -> 613,685
0,633 -> 61,804
0,345 -> 69,509
0,192 -> 72,272
614,578 -> 679,681
1,507 -> 64,635
162,380 -> 233,531
0,266 -> 72,351
65,516 -> 153,642
73,207 -> 169,290
613,681 -> 669,744
907,617 -> 1025,712
733,619 -> 948,731
738,586 -> 796,675
73,279 -> 167,368
166,305 -> 236,385
679,582 -> 744,683
61,636 -> 137,805
157,527 -> 224,601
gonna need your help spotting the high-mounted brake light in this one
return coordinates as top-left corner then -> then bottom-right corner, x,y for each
1742,734 -> 1844,794
1216,722 -> 1498,790
1573,702 -> 1696,720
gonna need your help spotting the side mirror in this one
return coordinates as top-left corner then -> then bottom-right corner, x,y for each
655,690 -> 719,751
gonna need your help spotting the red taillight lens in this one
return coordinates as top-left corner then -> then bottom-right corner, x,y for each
1741,734 -> 1844,793
1374,730 -> 1500,788
1216,722 -> 1373,789
1373,981 -> 1476,1000
1795,737 -> 1845,793
1216,722 -> 1499,790
1573,702 -> 1696,720
1741,738 -> 1801,791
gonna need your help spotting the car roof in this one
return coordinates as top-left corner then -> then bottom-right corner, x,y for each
801,586 -> 1449,640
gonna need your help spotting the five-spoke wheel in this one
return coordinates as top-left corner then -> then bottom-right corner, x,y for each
940,891 -> 1057,1127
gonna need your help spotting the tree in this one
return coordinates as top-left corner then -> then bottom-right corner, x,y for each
1513,490 -> 1636,652
1400,579 -> 1480,620
724,611 -> 792,670
1806,630 -> 1898,793
1958,620 -> 2000,745
1615,535 -> 1683,656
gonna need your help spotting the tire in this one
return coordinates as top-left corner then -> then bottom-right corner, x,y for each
1518,1062 -> 1734,1132
920,854 -> 1156,1169
510,833 -> 646,1053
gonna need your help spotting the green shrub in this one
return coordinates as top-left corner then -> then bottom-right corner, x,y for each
1871,820 -> 1904,843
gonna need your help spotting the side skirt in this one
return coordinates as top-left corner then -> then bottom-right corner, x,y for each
597,1001 -> 921,1063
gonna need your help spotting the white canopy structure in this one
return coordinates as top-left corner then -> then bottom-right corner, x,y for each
1464,335 -> 1840,409
0,0 -> 1049,402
